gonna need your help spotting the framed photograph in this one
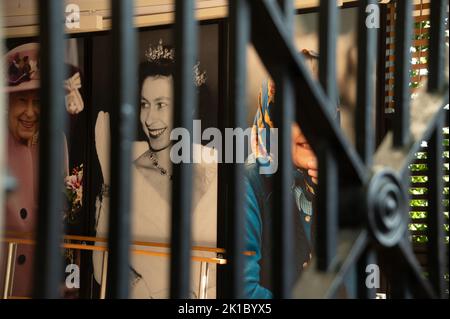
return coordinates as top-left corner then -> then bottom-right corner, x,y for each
88,21 -> 223,299
3,36 -> 88,298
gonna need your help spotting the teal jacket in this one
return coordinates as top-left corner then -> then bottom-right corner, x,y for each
244,161 -> 314,299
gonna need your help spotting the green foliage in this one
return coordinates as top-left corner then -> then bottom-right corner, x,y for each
410,211 -> 427,219
411,175 -> 428,183
415,152 -> 427,159
411,199 -> 428,207
409,164 -> 427,171
410,187 -> 427,195
412,235 -> 428,243
409,223 -> 427,231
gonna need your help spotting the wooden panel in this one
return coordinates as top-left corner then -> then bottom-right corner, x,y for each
0,0 -> 382,38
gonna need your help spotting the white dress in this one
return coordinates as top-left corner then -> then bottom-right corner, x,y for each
92,142 -> 218,298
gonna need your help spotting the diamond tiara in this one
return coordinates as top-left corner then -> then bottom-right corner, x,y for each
144,39 -> 207,87
145,39 -> 175,62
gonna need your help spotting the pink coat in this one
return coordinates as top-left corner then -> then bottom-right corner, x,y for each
1,132 -> 69,298
1,132 -> 39,297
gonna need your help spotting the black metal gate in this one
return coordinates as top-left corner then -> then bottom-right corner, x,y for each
3,0 -> 448,299
236,0 -> 449,299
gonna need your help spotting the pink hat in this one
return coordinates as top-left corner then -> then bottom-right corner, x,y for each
4,43 -> 40,93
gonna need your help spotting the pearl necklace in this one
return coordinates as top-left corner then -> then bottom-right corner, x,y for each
147,151 -> 172,180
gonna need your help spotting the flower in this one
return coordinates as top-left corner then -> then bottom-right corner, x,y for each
64,164 -> 83,222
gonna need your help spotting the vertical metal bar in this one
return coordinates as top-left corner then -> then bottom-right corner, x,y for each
270,0 -> 295,299
426,116 -> 446,298
393,0 -> 413,147
316,0 -> 339,271
272,71 -> 295,298
225,0 -> 249,299
198,262 -> 210,299
355,0 -> 378,166
428,0 -> 447,92
8,243 -> 17,297
34,0 -> 65,298
107,0 -> 137,299
319,0 -> 338,113
100,251 -> 109,299
2,243 -> 15,299
316,149 -> 339,271
170,0 -> 197,299
375,3 -> 389,147
216,19 -> 230,299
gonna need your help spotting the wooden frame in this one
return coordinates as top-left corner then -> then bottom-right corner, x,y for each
0,0 -> 368,39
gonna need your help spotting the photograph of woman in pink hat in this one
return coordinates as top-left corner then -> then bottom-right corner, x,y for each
1,42 -> 72,298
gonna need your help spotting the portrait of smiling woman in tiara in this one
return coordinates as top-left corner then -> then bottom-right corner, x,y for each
92,39 -> 218,299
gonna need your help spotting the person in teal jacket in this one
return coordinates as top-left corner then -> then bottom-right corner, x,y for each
244,72 -> 318,298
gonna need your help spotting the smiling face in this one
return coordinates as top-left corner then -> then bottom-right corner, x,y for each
140,75 -> 173,152
8,89 -> 40,145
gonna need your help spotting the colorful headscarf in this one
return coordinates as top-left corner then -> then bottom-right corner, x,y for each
251,78 -> 276,162
251,49 -> 320,163
251,77 -> 317,196
250,49 -> 321,196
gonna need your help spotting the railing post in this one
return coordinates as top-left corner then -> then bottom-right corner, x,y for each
269,0 -> 296,299
198,262 -> 210,299
225,0 -> 250,299
34,0 -> 66,298
170,0 -> 197,299
316,0 -> 339,272
426,116 -> 446,298
2,242 -> 17,299
107,0 -> 137,299
427,0 -> 447,92
355,0 -> 378,166
355,0 -> 378,299
393,0 -> 413,147
100,251 -> 109,299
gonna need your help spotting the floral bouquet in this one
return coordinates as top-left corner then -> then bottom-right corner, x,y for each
64,164 -> 83,223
